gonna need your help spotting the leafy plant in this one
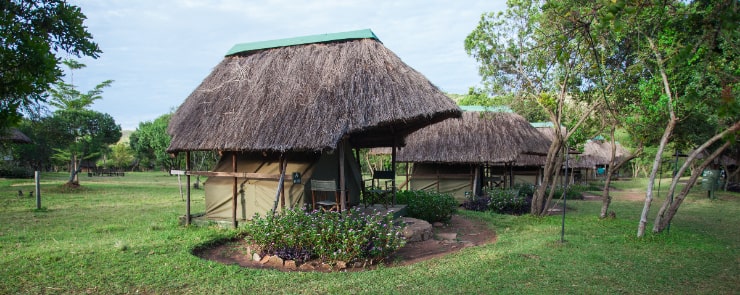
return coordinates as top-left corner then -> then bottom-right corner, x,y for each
242,207 -> 405,264
396,190 -> 458,223
486,188 -> 528,215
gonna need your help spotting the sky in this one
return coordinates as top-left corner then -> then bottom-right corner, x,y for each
67,0 -> 507,130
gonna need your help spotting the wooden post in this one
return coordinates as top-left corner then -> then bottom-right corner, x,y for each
280,159 -> 286,210
339,138 -> 347,212
391,135 -> 397,205
186,152 -> 191,225
232,152 -> 238,228
509,162 -> 514,188
473,166 -> 480,196
35,171 -> 41,210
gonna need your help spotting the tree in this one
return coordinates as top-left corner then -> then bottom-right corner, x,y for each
466,0 -> 601,216
130,113 -> 182,172
53,109 -> 121,185
606,0 -> 740,236
107,142 -> 134,170
0,0 -> 100,129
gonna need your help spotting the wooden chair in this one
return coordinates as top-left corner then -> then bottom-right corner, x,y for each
310,179 -> 340,212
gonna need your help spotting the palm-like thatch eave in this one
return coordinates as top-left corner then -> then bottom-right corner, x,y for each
396,111 -> 551,164
167,37 -> 460,153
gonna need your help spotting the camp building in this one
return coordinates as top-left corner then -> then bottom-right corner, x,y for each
395,106 -> 550,202
166,29 -> 461,227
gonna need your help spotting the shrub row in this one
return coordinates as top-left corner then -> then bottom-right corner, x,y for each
241,208 -> 405,264
0,167 -> 33,179
395,190 -> 457,223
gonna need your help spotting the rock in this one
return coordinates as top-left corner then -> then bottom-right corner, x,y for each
433,222 -> 445,228
401,217 -> 433,242
284,260 -> 297,270
318,263 -> 332,271
299,263 -> 316,271
437,232 -> 457,241
252,253 -> 261,262
259,255 -> 270,264
353,262 -> 364,269
266,255 -> 284,268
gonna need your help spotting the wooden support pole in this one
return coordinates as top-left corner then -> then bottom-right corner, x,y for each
339,139 -> 347,212
232,152 -> 238,228
391,135 -> 397,205
186,152 -> 191,226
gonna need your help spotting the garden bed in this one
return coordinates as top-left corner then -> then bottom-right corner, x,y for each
194,213 -> 496,272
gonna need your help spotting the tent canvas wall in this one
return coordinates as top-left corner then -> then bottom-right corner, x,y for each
205,148 -> 362,221
408,163 -> 477,203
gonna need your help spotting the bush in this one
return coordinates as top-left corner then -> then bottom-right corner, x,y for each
396,190 -> 457,223
546,184 -> 593,200
461,194 -> 491,212
0,167 -> 33,178
242,207 -> 405,264
487,188 -> 529,215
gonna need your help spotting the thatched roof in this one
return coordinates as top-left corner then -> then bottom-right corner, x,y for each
167,29 -> 460,153
396,111 -> 551,164
572,140 -> 630,168
0,128 -> 31,144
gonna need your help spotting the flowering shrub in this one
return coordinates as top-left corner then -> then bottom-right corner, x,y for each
486,188 -> 528,215
396,190 -> 457,223
242,207 -> 405,264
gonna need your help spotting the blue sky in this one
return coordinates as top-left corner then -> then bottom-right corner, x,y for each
68,0 -> 506,130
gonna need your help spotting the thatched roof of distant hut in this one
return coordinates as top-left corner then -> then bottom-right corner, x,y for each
573,139 -> 630,168
396,109 -> 551,164
167,29 -> 461,153
0,128 -> 31,144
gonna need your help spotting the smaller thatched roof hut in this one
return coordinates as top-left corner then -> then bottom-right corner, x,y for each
396,107 -> 551,201
0,128 -> 32,144
574,139 -> 631,169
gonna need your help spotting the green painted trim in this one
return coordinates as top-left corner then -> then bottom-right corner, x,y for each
226,29 -> 379,56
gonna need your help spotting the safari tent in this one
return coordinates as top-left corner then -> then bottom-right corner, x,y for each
396,107 -> 550,202
166,29 -> 461,226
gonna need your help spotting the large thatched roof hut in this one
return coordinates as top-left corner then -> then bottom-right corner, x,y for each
167,29 -> 461,226
396,106 -> 550,201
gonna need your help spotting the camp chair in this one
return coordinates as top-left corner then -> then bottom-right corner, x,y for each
362,170 -> 395,208
310,179 -> 340,212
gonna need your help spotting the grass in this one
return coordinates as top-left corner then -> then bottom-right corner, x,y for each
0,172 -> 737,294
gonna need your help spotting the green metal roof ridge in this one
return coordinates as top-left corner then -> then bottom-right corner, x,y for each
226,29 -> 379,56
459,105 -> 513,113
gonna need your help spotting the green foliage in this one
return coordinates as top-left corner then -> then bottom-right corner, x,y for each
48,60 -> 113,111
130,113 -> 181,171
242,208 -> 405,264
0,0 -> 100,129
107,142 -> 134,169
396,190 -> 458,223
486,188 -> 528,215
0,166 -> 33,178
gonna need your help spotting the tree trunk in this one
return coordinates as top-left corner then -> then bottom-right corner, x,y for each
637,35 -> 677,238
653,142 -> 729,233
532,137 -> 563,215
652,121 -> 740,232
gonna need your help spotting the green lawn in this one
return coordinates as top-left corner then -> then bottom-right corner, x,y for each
0,173 -> 737,294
